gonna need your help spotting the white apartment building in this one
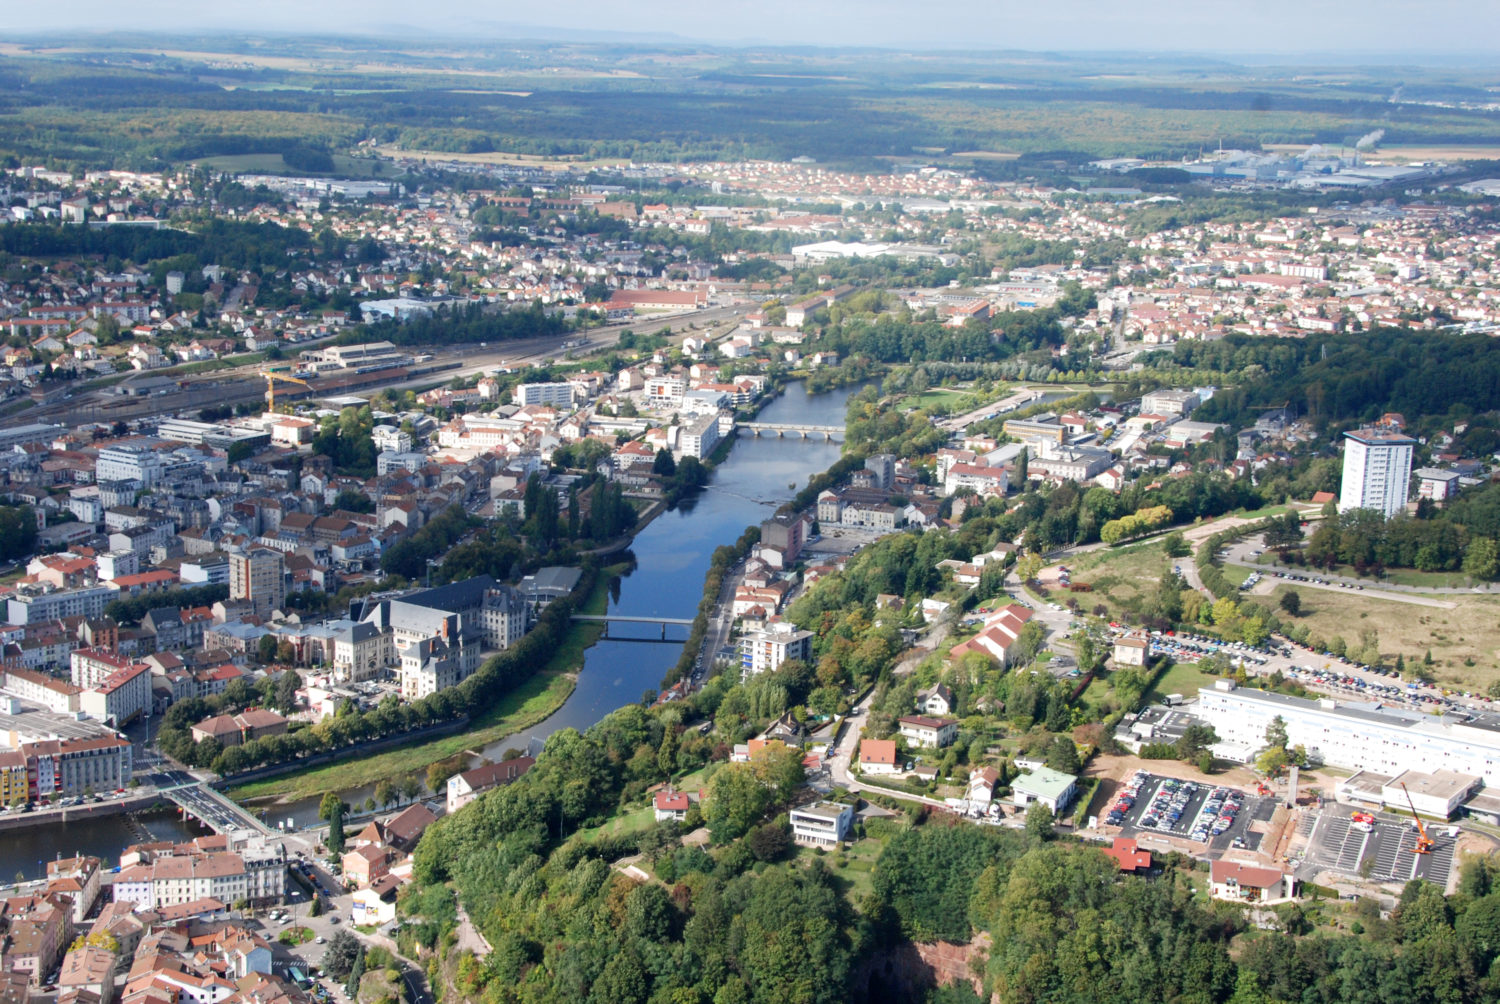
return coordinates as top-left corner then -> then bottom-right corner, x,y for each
330,621 -> 391,684
512,381 -> 575,409
1197,680 -> 1500,787
678,412 -> 722,460
1140,389 -> 1200,416
7,584 -> 114,625
739,621 -> 813,677
644,376 -> 685,407
114,840 -> 285,911
79,663 -> 152,725
1339,429 -> 1415,517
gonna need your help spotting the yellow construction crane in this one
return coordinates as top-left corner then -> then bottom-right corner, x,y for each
261,371 -> 310,412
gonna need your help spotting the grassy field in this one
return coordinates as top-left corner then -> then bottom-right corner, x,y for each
1143,660 -> 1215,706
1067,540 -> 1173,619
229,563 -> 628,803
1270,584 -> 1500,689
899,387 -> 969,411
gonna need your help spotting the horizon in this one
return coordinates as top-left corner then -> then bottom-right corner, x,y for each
5,1 -> 1500,60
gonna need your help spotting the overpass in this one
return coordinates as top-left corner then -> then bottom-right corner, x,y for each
737,422 -> 843,441
572,613 -> 695,640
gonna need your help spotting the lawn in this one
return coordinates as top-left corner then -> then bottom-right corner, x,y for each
229,563 -> 629,803
803,827 -> 889,904
899,387 -> 970,411
577,804 -> 658,841
1270,584 -> 1500,690
1142,660 -> 1216,706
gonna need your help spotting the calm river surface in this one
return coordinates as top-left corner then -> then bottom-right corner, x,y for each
264,381 -> 858,830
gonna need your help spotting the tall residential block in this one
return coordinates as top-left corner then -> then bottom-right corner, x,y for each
1339,429 -> 1416,517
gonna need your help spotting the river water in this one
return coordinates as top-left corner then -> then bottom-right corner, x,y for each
0,807 -> 211,882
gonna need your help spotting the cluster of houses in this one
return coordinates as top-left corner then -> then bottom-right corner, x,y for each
0,835 -> 306,1000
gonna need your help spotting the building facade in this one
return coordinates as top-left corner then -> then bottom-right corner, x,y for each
1339,429 -> 1416,516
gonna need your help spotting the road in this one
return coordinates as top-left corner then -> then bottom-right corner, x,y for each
822,691 -> 952,811
696,557 -> 744,680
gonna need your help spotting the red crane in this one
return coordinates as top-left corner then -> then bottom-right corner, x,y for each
1399,782 -> 1435,855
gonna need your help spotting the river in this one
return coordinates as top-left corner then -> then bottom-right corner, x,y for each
266,380 -> 857,830
0,807 -> 212,882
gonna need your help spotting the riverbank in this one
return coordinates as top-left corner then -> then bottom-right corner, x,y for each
0,792 -> 163,832
228,560 -> 628,805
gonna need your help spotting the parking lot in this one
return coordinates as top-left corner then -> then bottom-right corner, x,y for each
1298,807 -> 1457,888
1107,771 -> 1272,851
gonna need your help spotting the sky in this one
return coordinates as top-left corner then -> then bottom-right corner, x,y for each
6,1 -> 1500,57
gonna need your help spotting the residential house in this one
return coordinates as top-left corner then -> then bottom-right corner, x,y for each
1011,766 -> 1078,813
1209,860 -> 1298,904
897,715 -> 958,749
788,802 -> 854,848
858,739 -> 901,776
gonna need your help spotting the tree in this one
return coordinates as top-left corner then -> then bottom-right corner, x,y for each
400,776 -> 422,804
328,802 -> 346,854
702,763 -> 773,841
1264,715 -> 1289,751
274,670 -> 302,712
257,634 -> 278,664
0,506 -> 37,561
1256,746 -> 1290,777
1465,536 -> 1500,580
1044,735 -> 1081,774
652,448 -> 676,477
747,822 -> 792,862
1016,447 -> 1029,484
1279,590 -> 1302,616
344,946 -> 366,998
319,792 -> 345,821
1176,723 -> 1219,760
1163,531 -> 1190,558
1025,801 -> 1055,842
374,779 -> 396,809
748,741 -> 806,804
322,930 -> 362,979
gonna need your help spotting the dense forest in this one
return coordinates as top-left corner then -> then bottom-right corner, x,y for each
397,672 -> 1500,1004
1185,329 -> 1500,434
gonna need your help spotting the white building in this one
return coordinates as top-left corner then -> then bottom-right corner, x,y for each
677,412 -> 722,460
789,802 -> 854,848
1197,680 -> 1500,788
95,446 -> 166,488
1011,766 -> 1077,813
1140,389 -> 1200,417
739,621 -> 813,677
512,382 -> 575,409
7,584 -> 114,625
1339,429 -> 1415,516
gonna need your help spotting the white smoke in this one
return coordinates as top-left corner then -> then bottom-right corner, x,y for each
1355,129 -> 1386,150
